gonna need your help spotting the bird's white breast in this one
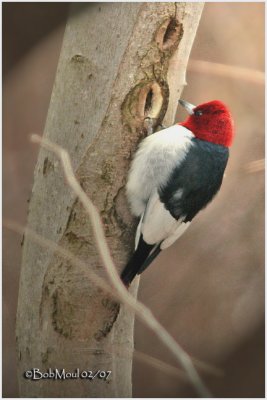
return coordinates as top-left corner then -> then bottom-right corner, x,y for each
126,124 -> 194,216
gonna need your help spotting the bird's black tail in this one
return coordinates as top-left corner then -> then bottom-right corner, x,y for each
121,235 -> 161,286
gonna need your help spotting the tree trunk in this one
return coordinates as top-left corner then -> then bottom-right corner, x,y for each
16,3 -> 204,397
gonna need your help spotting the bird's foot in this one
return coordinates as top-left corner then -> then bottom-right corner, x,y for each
156,123 -> 166,131
144,118 -> 167,135
144,117 -> 155,136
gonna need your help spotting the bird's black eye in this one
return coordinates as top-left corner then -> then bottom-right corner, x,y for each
194,110 -> 203,116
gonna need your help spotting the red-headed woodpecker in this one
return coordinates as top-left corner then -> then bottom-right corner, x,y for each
121,99 -> 234,286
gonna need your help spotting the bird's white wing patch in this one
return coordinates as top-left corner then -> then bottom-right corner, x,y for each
126,125 -> 194,217
161,221 -> 190,250
135,213 -> 144,250
140,191 -> 189,248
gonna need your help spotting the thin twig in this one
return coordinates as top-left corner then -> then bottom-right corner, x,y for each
4,219 -> 222,384
69,346 -> 223,381
4,220 -> 113,296
244,158 -> 264,174
29,134 -> 212,397
70,346 -> 189,382
188,59 -> 264,85
133,349 -> 223,380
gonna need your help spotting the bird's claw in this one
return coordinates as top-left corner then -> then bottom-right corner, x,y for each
156,123 -> 166,131
144,118 -> 167,135
144,117 -> 154,136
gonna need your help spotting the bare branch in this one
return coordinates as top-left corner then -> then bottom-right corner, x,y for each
30,133 -> 212,397
133,349 -> 223,380
5,218 -> 223,382
189,59 -> 264,85
244,158 -> 264,173
4,220 -> 113,296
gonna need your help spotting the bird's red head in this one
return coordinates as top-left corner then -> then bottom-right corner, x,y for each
179,100 -> 234,147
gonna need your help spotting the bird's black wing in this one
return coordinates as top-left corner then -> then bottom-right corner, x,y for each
120,235 -> 159,286
121,139 -> 229,286
159,138 -> 229,222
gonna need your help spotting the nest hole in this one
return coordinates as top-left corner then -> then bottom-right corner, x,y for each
144,88 -> 153,114
138,83 -> 163,119
156,18 -> 183,51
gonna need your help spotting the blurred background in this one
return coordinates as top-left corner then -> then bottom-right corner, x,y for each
3,3 -> 264,398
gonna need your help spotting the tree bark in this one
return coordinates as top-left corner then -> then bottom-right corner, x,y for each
16,3 -> 204,397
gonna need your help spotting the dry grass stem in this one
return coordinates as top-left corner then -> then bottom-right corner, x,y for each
189,59 -> 264,85
28,134 -> 212,397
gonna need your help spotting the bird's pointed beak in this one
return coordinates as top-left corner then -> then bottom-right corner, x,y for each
178,99 -> 196,115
